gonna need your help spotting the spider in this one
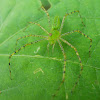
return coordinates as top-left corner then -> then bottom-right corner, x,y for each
9,5 -> 92,98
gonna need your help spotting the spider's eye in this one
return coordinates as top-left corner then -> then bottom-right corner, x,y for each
49,33 -> 52,36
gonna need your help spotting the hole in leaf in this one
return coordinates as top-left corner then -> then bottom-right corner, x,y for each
40,0 -> 51,10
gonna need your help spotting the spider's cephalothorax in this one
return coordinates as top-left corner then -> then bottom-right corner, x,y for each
9,5 -> 92,99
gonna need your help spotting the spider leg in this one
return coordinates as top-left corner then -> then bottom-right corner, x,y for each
47,43 -> 50,55
60,38 -> 83,93
23,22 -> 49,35
52,40 -> 66,97
15,35 -> 48,50
9,39 -> 45,80
52,43 -> 55,53
60,10 -> 85,33
41,5 -> 51,27
61,30 -> 92,56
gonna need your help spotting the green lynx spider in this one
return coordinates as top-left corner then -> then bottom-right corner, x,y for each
9,6 -> 92,97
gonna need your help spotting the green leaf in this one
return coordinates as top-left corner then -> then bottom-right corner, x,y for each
0,0 -> 100,100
